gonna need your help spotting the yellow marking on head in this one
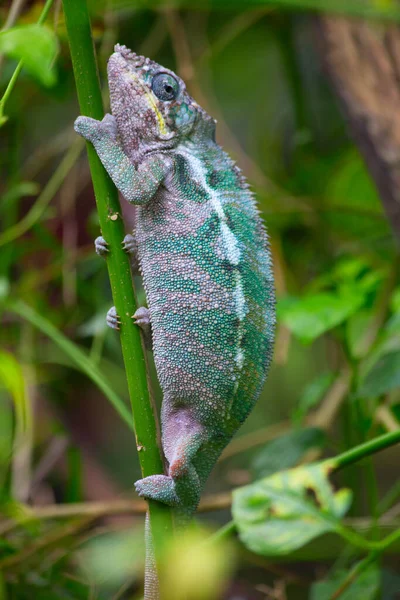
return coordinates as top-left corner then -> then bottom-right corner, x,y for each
128,72 -> 169,136
143,88 -> 169,136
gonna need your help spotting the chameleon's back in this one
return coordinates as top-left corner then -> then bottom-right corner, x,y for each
136,137 -> 275,442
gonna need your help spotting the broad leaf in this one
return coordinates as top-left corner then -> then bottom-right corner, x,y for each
251,427 -> 326,478
0,25 -> 58,86
358,351 -> 400,398
310,562 -> 380,600
278,290 -> 364,344
80,529 -> 145,586
232,461 -> 352,556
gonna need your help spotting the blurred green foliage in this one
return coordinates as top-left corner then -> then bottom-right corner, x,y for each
0,0 -> 400,598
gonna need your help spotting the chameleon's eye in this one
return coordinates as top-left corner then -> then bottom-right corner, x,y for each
151,73 -> 179,102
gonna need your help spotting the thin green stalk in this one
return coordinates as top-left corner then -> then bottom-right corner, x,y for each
329,552 -> 378,600
334,431 -> 400,471
0,570 -> 6,600
208,521 -> 236,545
61,0 -> 173,567
0,139 -> 83,248
0,0 -> 54,120
8,300 -> 134,429
378,478 -> 400,516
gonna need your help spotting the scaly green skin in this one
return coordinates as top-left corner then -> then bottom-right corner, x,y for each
75,45 -> 275,518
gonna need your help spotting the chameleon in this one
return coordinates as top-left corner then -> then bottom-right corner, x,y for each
74,44 -> 275,597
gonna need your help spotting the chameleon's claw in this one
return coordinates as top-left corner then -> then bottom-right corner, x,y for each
107,306 -> 121,330
95,236 -> 109,257
122,233 -> 136,254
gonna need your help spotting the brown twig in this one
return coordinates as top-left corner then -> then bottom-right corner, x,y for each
316,16 -> 400,241
0,492 -> 232,536
0,516 -> 95,570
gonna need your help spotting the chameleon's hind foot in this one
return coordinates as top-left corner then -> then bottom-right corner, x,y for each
133,307 -> 152,349
107,306 -> 121,330
133,307 -> 150,328
122,233 -> 139,273
135,475 -> 179,507
95,236 -> 109,257
122,233 -> 136,254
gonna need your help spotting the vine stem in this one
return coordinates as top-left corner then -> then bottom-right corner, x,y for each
61,0 -> 173,568
329,552 -> 378,600
334,430 -> 400,471
0,0 -> 54,122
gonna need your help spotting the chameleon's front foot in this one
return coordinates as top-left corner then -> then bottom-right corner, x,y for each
74,113 -> 117,142
95,236 -> 109,257
107,306 -> 121,330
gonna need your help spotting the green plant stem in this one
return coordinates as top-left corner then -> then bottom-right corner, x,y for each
61,0 -> 173,566
378,478 -> 400,516
208,520 -> 236,545
334,430 -> 400,471
0,0 -> 54,119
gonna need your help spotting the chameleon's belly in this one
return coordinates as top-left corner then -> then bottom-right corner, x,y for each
136,192 -> 275,427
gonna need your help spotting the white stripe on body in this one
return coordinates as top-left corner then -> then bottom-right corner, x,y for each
176,146 -> 248,383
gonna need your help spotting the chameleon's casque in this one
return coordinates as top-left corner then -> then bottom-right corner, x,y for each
75,39 -> 275,548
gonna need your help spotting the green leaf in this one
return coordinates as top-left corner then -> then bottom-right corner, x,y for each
8,301 -> 134,430
251,428 -> 326,478
310,562 -> 380,600
358,351 -> 400,398
232,461 -> 352,556
0,25 -> 58,86
80,529 -> 144,587
0,395 -> 14,491
0,278 -> 10,301
0,350 -> 29,431
278,290 -> 364,343
346,309 -> 376,360
293,372 -> 335,424
391,287 -> 400,313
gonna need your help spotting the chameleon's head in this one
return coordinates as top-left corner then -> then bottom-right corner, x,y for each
108,45 -> 215,154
